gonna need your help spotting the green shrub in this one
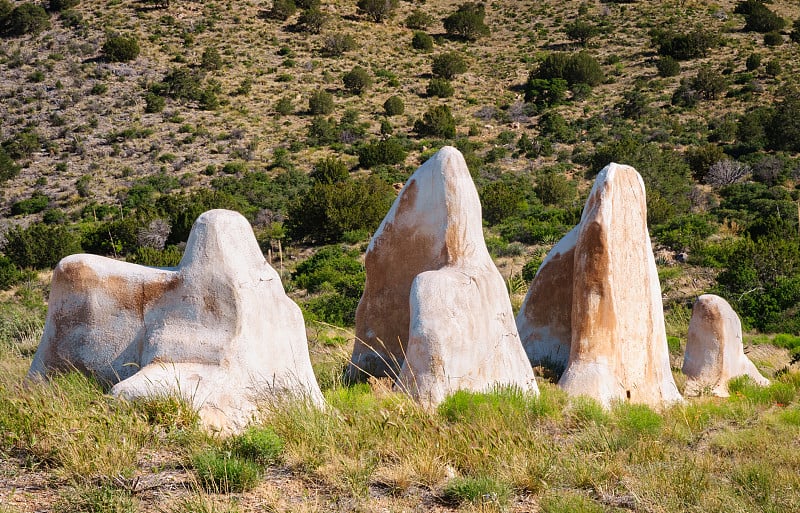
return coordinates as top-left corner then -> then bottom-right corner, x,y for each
431,52 -> 467,80
275,96 -> 293,116
414,105 -> 456,138
442,2 -> 490,41
48,0 -> 79,12
229,426 -> 285,466
266,0 -> 296,20
565,20 -> 600,46
322,32 -> 357,56
656,55 -> 680,77
441,476 -> 512,507
357,137 -> 407,168
426,77 -> 454,98
740,1 -> 785,33
411,30 -> 433,51
383,95 -> 404,116
0,147 -> 20,182
357,0 -> 398,22
2,3 -> 50,37
308,90 -> 334,115
479,178 -> 529,224
102,34 -> 140,62
143,92 -> 165,113
745,52 -> 761,71
691,66 -> 726,100
10,192 -> 49,215
287,176 -> 394,243
792,18 -> 800,43
3,222 -> 81,269
132,395 -> 199,431
342,66 -> 372,95
765,58 -> 781,76
55,485 -> 136,513
405,9 -> 434,29
128,246 -> 183,267
652,28 -> 718,60
295,7 -> 327,34
763,31 -> 783,46
535,171 -> 575,207
200,46 -> 222,70
524,77 -> 567,107
306,116 -> 338,146
534,51 -> 604,87
310,156 -> 349,184
0,255 -> 25,290
192,450 -> 261,493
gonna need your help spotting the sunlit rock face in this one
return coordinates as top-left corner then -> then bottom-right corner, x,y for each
28,209 -> 323,432
683,294 -> 769,397
518,163 -> 682,407
350,146 -> 537,406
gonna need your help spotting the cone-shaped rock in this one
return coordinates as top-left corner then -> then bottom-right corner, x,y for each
518,163 -> 682,407
28,209 -> 323,432
350,146 -> 537,406
683,294 -> 769,396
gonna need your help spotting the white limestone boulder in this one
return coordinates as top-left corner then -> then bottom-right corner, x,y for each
517,163 -> 682,407
350,146 -> 537,406
28,209 -> 323,432
683,294 -> 769,396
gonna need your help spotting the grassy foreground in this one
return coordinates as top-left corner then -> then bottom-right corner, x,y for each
0,291 -> 799,512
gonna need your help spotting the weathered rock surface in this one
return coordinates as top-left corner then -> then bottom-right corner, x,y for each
28,209 -> 323,432
351,146 -> 537,406
683,294 -> 769,396
517,163 -> 682,407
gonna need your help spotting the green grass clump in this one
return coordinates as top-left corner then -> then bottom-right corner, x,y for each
568,395 -> 609,427
437,385 -> 560,424
728,375 -> 797,405
540,490 -> 604,513
441,475 -> 512,507
133,395 -> 200,433
228,426 -> 284,466
55,485 -> 136,513
191,449 -> 261,493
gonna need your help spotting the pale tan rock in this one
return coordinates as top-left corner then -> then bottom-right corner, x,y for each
351,146 -> 537,405
28,209 -> 323,432
518,163 -> 682,407
683,294 -> 769,396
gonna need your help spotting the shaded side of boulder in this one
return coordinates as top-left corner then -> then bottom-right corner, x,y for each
557,163 -> 681,407
515,226 -> 577,375
683,294 -> 769,397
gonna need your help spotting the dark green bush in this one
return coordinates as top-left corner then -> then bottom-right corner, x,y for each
3,223 -> 81,269
740,1 -> 785,33
792,18 -> 800,43
405,9 -> 434,29
652,29 -> 718,60
2,129 -> 40,160
2,3 -> 50,37
322,32 -> 357,56
342,66 -> 372,95
479,178 -> 530,225
275,96 -> 293,116
432,52 -> 467,80
266,0 -> 296,20
763,31 -> 783,46
765,59 -> 781,76
102,34 -> 140,62
357,137 -> 407,168
154,67 -> 203,101
745,52 -> 761,71
295,7 -> 327,33
192,450 -> 260,493
48,0 -> 79,12
565,20 -> 600,46
414,105 -> 456,138
308,90 -> 334,115
0,255 -> 25,290
534,51 -> 604,87
293,245 -> 364,296
144,92 -> 165,113
411,30 -> 433,51
524,77 -> 567,107
310,156 -> 349,184
287,176 -> 394,243
426,77 -> 454,98
442,2 -> 490,41
685,144 -> 726,181
11,192 -> 49,215
200,46 -> 222,70
691,66 -> 726,100
656,55 -> 680,77
357,0 -> 398,22
535,171 -> 575,207
0,147 -> 20,183
306,116 -> 338,146
383,95 -> 404,116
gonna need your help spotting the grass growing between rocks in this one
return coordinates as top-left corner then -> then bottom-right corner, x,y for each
1,295 -> 800,511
